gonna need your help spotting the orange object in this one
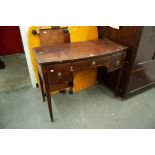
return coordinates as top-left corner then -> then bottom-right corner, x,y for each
69,26 -> 98,93
70,26 -> 98,42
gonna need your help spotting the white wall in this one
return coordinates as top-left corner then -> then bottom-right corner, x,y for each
110,26 -> 119,29
19,26 -> 37,88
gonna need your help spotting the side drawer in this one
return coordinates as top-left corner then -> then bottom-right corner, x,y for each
110,52 -> 126,71
47,63 -> 71,84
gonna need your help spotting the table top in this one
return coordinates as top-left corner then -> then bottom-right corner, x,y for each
34,38 -> 128,65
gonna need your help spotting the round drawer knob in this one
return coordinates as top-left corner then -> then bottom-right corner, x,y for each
116,60 -> 120,66
57,72 -> 62,77
92,61 -> 96,65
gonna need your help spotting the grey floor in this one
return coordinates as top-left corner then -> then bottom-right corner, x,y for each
0,83 -> 155,129
0,53 -> 31,93
0,53 -> 155,129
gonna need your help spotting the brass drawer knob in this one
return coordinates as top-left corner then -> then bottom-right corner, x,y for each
57,72 -> 62,77
92,61 -> 96,65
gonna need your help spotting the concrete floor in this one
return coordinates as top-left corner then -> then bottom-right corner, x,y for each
0,53 -> 31,93
0,53 -> 155,128
0,83 -> 155,129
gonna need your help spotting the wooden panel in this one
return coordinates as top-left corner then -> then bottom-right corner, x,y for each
39,29 -> 70,47
127,70 -> 154,93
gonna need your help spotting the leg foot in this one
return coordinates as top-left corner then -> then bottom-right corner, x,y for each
60,89 -> 66,94
98,81 -> 102,85
69,89 -> 73,94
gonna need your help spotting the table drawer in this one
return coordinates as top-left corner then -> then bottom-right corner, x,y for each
110,52 -> 126,71
47,63 -> 71,84
95,56 -> 111,68
72,57 -> 111,71
72,60 -> 92,71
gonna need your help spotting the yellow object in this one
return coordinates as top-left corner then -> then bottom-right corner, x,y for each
28,26 -> 98,93
28,26 -> 41,85
73,69 -> 97,93
69,26 -> 98,93
70,26 -> 98,42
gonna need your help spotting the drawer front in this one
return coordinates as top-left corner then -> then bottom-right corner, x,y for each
72,56 -> 111,71
110,52 -> 126,71
47,63 -> 71,84
72,60 -> 92,71
95,56 -> 111,68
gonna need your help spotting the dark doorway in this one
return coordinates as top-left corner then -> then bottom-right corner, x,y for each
0,26 -> 24,56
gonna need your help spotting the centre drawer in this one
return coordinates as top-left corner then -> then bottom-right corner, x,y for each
47,63 -> 71,84
72,56 -> 111,71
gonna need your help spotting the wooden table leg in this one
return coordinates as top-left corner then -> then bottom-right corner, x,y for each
115,67 -> 123,97
114,56 -> 126,97
38,72 -> 46,102
115,53 -> 126,97
42,67 -> 54,122
69,73 -> 74,94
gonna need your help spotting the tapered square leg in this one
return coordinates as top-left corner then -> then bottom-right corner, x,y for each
38,72 -> 46,102
42,67 -> 54,122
